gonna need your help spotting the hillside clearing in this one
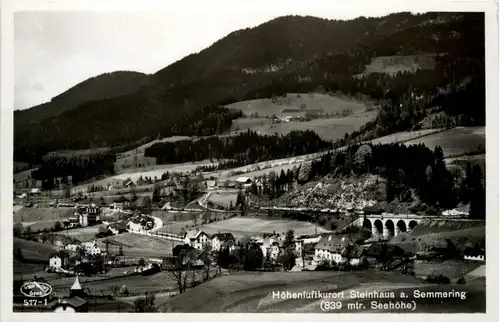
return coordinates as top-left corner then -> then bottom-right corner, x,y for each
404,126 -> 484,157
226,93 -> 372,117
368,128 -> 444,145
13,238 -> 60,262
354,53 -> 440,77
230,111 -> 377,141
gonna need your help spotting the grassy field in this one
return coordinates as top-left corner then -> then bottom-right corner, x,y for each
368,128 -> 444,145
117,136 -> 192,158
445,153 -> 486,174
114,152 -> 157,171
73,159 -> 221,190
46,268 -> 218,299
14,208 -> 74,223
54,225 -> 107,242
198,217 -> 330,237
157,220 -> 197,235
230,111 -> 377,141
13,238 -> 60,262
355,54 -> 439,77
226,93 -> 372,117
410,219 -> 485,238
404,126 -> 485,157
21,220 -> 60,232
14,167 -> 38,183
102,233 -> 184,257
207,192 -> 238,207
161,269 -> 485,313
413,260 -> 483,279
14,161 -> 32,173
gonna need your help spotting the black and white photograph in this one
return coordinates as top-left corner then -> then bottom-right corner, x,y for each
2,0 -> 498,317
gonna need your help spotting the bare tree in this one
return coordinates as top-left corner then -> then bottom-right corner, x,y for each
168,252 -> 191,294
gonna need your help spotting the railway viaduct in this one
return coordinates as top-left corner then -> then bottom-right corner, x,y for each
356,213 -> 425,240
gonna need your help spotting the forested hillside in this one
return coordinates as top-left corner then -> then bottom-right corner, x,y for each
14,12 -> 484,165
15,71 -> 152,129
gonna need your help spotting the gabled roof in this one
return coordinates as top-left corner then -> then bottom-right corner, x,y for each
212,233 -> 234,241
50,296 -> 87,309
236,177 -> 252,183
221,239 -> 235,248
185,230 -> 207,240
314,235 -> 352,252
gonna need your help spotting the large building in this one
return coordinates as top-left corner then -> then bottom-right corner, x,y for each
184,230 -> 211,250
76,204 -> 101,227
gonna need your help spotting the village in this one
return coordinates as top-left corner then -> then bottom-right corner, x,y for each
13,166 -> 486,313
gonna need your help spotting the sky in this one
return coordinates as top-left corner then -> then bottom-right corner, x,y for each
14,7 -> 402,110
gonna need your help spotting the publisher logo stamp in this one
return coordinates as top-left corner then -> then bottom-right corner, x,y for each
20,281 -> 53,298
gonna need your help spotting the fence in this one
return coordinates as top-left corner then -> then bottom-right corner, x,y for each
130,229 -> 184,242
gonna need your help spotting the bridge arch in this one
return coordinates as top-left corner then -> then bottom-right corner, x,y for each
362,218 -> 372,231
384,220 -> 395,239
396,220 -> 407,234
373,219 -> 383,237
408,220 -> 418,232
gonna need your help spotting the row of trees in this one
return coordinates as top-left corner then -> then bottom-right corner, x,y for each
145,129 -> 332,165
31,153 -> 116,186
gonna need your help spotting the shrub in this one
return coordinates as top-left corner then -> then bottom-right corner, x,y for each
425,207 -> 440,216
426,274 -> 450,284
456,277 -> 466,284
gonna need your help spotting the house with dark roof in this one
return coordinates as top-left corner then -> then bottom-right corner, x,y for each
313,235 -> 354,265
211,233 -> 235,251
50,296 -> 88,313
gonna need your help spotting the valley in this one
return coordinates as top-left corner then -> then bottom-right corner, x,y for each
11,11 -> 487,314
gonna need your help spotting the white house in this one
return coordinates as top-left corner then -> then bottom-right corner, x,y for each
29,188 -> 42,196
127,221 -> 144,232
184,230 -> 211,250
258,237 -> 283,261
269,241 -> 283,260
49,254 -> 63,269
211,233 -> 235,251
81,240 -> 102,256
294,239 -> 304,257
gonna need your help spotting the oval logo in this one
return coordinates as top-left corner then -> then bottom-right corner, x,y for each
20,281 -> 52,298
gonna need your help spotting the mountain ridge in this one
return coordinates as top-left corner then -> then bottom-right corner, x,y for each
14,12 -> 483,164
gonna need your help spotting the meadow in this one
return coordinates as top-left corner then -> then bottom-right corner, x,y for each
354,53 -> 439,78
403,126 -> 485,157
14,208 -> 74,223
230,111 -> 377,141
198,217 -> 330,238
160,269 -> 484,313
226,93 -> 372,117
101,233 -> 184,257
207,192 -> 238,207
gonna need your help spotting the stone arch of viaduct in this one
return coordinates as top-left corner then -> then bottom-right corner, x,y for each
360,216 -> 421,240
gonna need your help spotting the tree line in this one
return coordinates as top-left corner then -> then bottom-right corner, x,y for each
31,153 -> 116,186
144,130 -> 332,165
